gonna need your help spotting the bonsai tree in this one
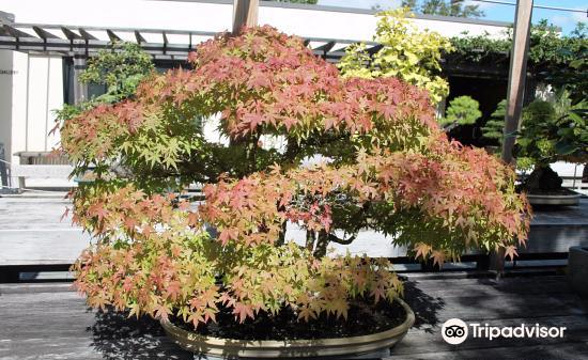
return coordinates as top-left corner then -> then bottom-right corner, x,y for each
481,99 -> 507,147
61,27 -> 530,331
515,94 -> 588,194
55,43 -> 154,120
439,95 -> 482,132
483,92 -> 587,194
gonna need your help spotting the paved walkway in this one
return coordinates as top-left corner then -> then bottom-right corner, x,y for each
0,274 -> 586,360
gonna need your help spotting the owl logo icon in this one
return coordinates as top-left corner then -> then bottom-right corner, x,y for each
442,318 -> 469,345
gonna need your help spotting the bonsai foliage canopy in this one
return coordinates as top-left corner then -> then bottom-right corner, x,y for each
62,26 -> 530,327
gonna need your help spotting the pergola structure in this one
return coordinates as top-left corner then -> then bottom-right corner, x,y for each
0,22 -> 380,61
0,19 -> 380,103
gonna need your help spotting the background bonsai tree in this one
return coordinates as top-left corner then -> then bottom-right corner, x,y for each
482,92 -> 587,194
515,94 -> 588,194
481,99 -> 507,148
61,26 -> 530,329
55,43 -> 154,121
439,95 -> 482,132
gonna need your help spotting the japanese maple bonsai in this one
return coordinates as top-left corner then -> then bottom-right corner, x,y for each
60,26 -> 530,357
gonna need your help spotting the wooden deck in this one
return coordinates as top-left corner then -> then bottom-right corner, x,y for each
0,274 -> 586,360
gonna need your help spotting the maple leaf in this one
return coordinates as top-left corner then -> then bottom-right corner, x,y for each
329,298 -> 349,320
187,212 -> 199,227
504,245 -> 519,261
370,287 -> 386,303
414,243 -> 432,260
219,293 -> 236,307
246,70 -> 271,90
166,281 -> 181,300
282,116 -> 298,131
128,303 -> 141,319
203,307 -> 217,323
233,302 -> 255,323
60,207 -> 70,222
187,311 -> 205,328
153,303 -> 171,320
431,251 -> 446,267
297,306 -> 316,322
124,217 -> 138,231
88,203 -> 109,222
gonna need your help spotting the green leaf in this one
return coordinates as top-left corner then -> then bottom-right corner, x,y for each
555,141 -> 577,156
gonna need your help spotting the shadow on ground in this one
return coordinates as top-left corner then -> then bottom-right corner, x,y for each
402,279 -> 445,334
89,309 -> 192,360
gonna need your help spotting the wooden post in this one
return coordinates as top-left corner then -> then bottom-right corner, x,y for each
72,45 -> 88,105
232,0 -> 259,35
0,143 -> 9,191
491,0 -> 534,275
501,0 -> 534,165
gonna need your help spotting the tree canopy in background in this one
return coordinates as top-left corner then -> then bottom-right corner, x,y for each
451,21 -> 587,104
339,8 -> 453,104
262,0 -> 318,4
402,0 -> 484,18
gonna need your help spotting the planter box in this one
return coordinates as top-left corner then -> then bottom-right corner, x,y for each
527,192 -> 582,206
568,246 -> 588,297
161,298 -> 415,359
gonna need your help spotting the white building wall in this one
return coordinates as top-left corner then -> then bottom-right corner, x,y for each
0,50 -> 14,165
9,51 -> 27,166
0,50 -> 63,167
28,55 -> 63,152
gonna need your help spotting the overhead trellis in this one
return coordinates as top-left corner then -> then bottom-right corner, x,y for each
0,22 -> 380,62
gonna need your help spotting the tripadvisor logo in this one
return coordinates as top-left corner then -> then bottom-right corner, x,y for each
441,318 -> 566,345
442,318 -> 469,345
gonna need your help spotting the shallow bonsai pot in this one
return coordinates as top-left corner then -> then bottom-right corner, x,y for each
568,246 -> 588,298
526,192 -> 582,206
160,297 -> 415,359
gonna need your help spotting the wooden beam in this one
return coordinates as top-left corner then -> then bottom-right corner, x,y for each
232,0 -> 259,35
106,29 -> 121,43
61,26 -> 82,41
492,0 -> 534,276
32,26 -> 59,40
2,25 -> 34,39
134,30 -> 146,44
78,29 -> 97,41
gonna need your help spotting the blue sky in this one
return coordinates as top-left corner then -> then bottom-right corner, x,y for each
318,0 -> 587,35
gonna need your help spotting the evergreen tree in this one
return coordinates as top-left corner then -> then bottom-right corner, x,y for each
402,0 -> 484,18
482,99 -> 507,146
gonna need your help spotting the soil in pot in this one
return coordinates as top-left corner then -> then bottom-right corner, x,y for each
169,297 -> 406,341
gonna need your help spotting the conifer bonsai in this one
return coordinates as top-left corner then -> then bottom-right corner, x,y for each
60,27 -> 530,342
483,93 -> 587,197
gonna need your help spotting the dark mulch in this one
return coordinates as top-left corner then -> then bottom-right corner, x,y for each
170,298 -> 407,341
